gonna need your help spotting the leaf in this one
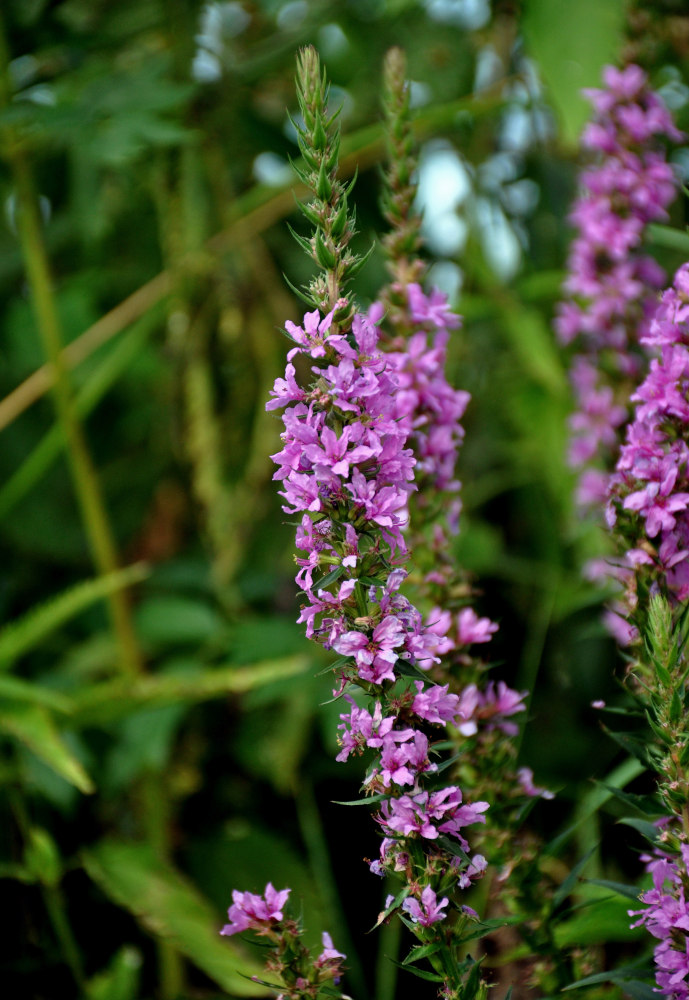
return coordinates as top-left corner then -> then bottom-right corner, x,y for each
0,310 -> 161,521
70,656 -> 311,725
563,964 -> 652,991
315,564 -> 345,589
386,958 -> 444,983
522,0 -> 627,147
602,727 -> 655,768
586,878 -> 643,902
86,945 -> 142,1000
332,790 -> 389,807
0,674 -> 73,712
134,594 -> 225,647
0,701 -> 94,793
455,915 -> 523,947
595,781 -> 662,817
102,704 -> 185,792
552,845 -> 598,909
402,942 -> 442,965
647,224 -> 689,253
0,563 -> 149,669
496,298 -> 568,397
622,981 -> 658,1000
617,817 -> 661,844
372,886 -> 412,929
554,891 -> 643,947
82,840 -> 267,996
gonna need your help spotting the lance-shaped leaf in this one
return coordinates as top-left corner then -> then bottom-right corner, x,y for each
0,563 -> 148,669
82,839 -> 268,996
0,700 -> 93,793
70,656 -> 311,726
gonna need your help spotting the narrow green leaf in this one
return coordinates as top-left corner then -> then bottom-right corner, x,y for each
0,563 -> 149,669
316,564 -> 345,589
282,272 -> 318,308
344,241 -> 375,280
402,942 -> 442,965
552,845 -> 598,908
0,701 -> 94,793
602,728 -> 654,768
586,878 -> 643,902
522,0 -> 626,146
622,980 -> 658,1000
372,886 -> 411,929
332,790 -> 389,807
596,781 -> 662,816
70,656 -> 310,725
617,817 -> 661,843
86,945 -> 142,1000
0,675 -> 73,712
0,311 -> 161,521
647,224 -> 689,253
386,958 -> 444,983
562,964 -> 652,991
82,840 -> 267,995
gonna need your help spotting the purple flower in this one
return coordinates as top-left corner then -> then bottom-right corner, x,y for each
457,853 -> 488,889
284,308 -> 335,360
402,886 -> 449,926
315,931 -> 346,968
377,728 -> 436,787
333,614 -> 405,684
629,847 -> 689,1000
378,786 -> 488,846
456,607 -> 499,645
556,64 -> 680,513
336,697 -> 395,762
516,766 -> 554,801
220,883 -> 291,936
411,680 -> 462,725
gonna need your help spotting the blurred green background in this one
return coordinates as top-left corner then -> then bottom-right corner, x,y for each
1,1 -> 688,998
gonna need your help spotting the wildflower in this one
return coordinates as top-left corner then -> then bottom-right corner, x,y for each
629,847 -> 689,1000
402,886 -> 450,926
220,883 -> 291,936
608,263 -> 689,604
556,64 -> 680,511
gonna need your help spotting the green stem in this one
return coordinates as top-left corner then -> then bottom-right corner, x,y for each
44,884 -> 87,992
142,772 -> 184,999
9,788 -> 87,991
295,781 -> 367,1000
374,907 -> 401,1000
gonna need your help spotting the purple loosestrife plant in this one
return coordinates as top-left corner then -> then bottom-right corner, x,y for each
608,264 -> 689,614
265,46 -> 498,1000
374,46 -> 556,906
556,64 -> 680,512
600,264 -> 689,996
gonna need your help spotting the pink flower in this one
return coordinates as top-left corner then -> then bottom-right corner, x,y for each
402,886 -> 449,926
220,883 -> 291,936
456,607 -> 498,645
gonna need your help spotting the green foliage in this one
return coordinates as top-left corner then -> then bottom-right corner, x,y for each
523,0 -> 628,146
1,0 -> 688,997
82,839 -> 268,995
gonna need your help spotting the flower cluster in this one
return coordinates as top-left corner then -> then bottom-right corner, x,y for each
607,264 -> 689,606
267,295 -> 496,927
630,848 -> 689,1000
221,883 -> 347,998
555,64 -> 680,509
